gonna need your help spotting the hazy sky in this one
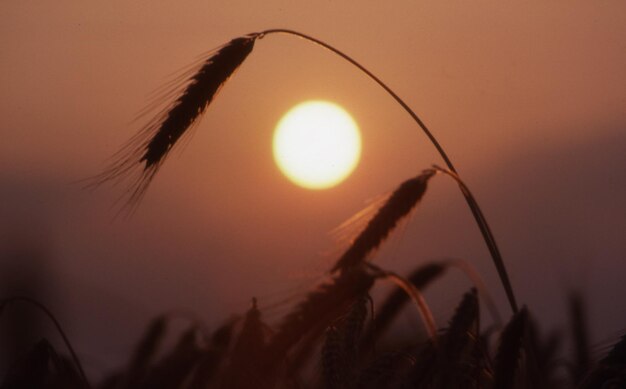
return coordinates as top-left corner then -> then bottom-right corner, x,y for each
1,1 -> 625,374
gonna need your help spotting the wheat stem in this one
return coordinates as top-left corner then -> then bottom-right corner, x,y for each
433,166 -> 518,313
259,29 -> 455,172
367,264 -> 438,345
257,29 -> 518,314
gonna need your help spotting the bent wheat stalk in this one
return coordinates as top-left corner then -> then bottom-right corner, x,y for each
257,32 -> 517,314
361,262 -> 446,348
433,166 -> 518,313
367,263 -> 438,344
95,28 -> 517,313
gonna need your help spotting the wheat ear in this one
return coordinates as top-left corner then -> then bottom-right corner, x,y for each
493,307 -> 528,389
93,29 -> 518,314
258,30 -> 517,314
331,170 -> 435,273
91,34 -> 257,208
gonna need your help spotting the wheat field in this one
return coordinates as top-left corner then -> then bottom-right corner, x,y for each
1,30 -> 624,389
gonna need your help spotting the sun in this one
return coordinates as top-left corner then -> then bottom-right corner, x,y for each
273,101 -> 362,190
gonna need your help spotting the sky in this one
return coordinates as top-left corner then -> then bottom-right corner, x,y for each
1,0 -> 625,375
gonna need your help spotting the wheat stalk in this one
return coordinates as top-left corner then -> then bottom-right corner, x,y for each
94,29 -> 518,314
361,262 -> 446,348
433,288 -> 480,388
433,165 -> 518,313
367,263 -> 439,345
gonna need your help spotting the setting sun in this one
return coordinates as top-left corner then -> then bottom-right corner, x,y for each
272,100 -> 361,190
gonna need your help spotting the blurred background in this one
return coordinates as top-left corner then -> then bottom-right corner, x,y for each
1,0 -> 625,378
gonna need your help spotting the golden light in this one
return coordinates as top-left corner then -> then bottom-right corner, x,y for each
273,101 -> 362,190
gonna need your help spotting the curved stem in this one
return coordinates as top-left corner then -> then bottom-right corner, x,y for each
258,29 -> 518,314
434,166 -> 519,313
0,296 -> 90,387
367,264 -> 438,345
258,28 -> 457,173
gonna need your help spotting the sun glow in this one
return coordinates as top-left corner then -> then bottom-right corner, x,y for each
273,101 -> 361,190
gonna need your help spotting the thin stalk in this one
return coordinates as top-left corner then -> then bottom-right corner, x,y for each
258,29 -> 518,314
367,264 -> 438,345
0,296 -> 90,387
258,29 -> 455,172
434,166 -> 518,313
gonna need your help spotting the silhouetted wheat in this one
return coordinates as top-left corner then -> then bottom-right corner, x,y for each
269,269 -> 375,359
319,294 -> 370,388
580,334 -> 626,389
120,315 -> 167,388
1,280 -> 608,389
332,170 -> 435,273
433,288 -> 479,388
4,25 -> 612,389
321,326 -> 344,389
186,319 -> 237,389
257,268 -> 376,389
94,28 -> 519,316
361,262 -> 446,349
222,298 -> 271,389
342,296 -> 368,362
433,165 -> 518,314
91,34 -> 257,207
444,258 -> 503,327
367,263 -> 439,343
0,297 -> 88,387
492,308 -> 528,389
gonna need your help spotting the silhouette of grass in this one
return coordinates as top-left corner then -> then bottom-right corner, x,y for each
332,170 -> 435,273
1,276 -> 621,388
3,28 -> 622,389
90,35 -> 257,209
92,29 -> 517,316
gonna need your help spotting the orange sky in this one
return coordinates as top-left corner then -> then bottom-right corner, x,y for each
1,1 -> 625,372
